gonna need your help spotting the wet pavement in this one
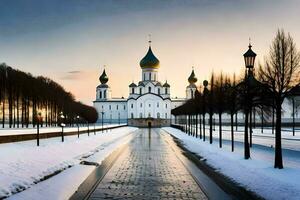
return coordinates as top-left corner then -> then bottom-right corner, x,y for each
88,128 -> 208,200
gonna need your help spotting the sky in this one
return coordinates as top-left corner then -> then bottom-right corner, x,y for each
0,0 -> 300,105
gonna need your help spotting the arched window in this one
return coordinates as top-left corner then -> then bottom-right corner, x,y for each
165,87 -> 167,94
154,74 -> 156,81
148,113 -> 151,117
149,73 -> 152,80
104,90 -> 107,98
158,88 -> 160,95
165,113 -> 167,119
148,87 -> 151,93
191,89 -> 193,98
131,113 -> 134,119
131,88 -> 135,94
140,88 -> 142,94
140,113 -> 143,118
157,113 -> 160,119
157,102 -> 159,108
100,91 -> 102,99
143,73 -> 145,80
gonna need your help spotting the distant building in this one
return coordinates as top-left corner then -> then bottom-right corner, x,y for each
93,43 -> 197,127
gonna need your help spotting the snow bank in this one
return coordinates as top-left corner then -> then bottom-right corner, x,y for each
163,127 -> 300,200
0,127 -> 137,199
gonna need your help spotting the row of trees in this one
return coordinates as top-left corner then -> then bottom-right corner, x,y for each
0,63 -> 98,128
172,29 -> 300,169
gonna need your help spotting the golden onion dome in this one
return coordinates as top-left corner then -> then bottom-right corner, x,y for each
140,47 -> 160,69
188,69 -> 197,84
99,69 -> 109,84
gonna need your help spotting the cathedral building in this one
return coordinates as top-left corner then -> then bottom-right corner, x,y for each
93,43 -> 198,127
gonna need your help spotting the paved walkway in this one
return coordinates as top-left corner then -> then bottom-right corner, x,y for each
88,128 -> 208,200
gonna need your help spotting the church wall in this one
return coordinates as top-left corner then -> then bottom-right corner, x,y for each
127,94 -> 171,120
93,101 -> 127,123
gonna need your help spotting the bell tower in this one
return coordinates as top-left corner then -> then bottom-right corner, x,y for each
96,68 -> 111,100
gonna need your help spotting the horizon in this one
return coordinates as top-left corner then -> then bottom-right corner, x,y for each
1,0 -> 300,105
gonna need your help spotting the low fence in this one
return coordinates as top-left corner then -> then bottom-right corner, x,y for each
0,124 -> 127,144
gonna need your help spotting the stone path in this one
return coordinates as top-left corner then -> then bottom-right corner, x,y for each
88,128 -> 208,200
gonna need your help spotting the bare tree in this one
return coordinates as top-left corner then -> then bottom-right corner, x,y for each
258,29 -> 300,169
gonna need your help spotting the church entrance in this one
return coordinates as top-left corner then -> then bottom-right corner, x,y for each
148,122 -> 152,128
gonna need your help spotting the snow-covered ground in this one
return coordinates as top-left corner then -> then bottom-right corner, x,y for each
163,127 -> 300,200
0,124 -> 126,136
0,126 -> 138,199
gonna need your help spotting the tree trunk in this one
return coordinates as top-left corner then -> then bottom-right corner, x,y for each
253,109 -> 256,128
235,112 -> 238,131
209,112 -> 213,144
249,107 -> 253,147
219,112 -> 222,148
2,98 -> 5,128
274,101 -> 283,169
292,98 -> 295,136
272,106 -> 275,134
195,115 -> 198,138
231,113 -> 234,152
203,113 -> 205,141
244,109 -> 250,159
261,106 -> 264,133
199,114 -> 202,139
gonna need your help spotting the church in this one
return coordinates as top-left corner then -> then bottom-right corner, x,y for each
93,42 -> 198,127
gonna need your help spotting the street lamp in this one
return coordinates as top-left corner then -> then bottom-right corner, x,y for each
242,42 -> 257,159
202,80 -> 209,142
36,112 -> 42,146
243,43 -> 257,73
59,112 -> 65,142
76,115 -> 80,138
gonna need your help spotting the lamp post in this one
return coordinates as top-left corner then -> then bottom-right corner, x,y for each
87,121 -> 89,136
203,80 -> 209,142
76,115 -> 80,138
59,112 -> 65,142
94,123 -> 96,135
243,42 -> 257,159
101,109 -> 104,133
36,112 -> 42,146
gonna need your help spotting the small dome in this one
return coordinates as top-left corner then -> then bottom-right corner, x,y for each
188,69 -> 197,84
129,82 -> 137,87
163,81 -> 170,87
140,47 -> 160,69
99,69 -> 108,84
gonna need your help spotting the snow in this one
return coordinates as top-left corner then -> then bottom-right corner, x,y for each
0,126 -> 138,199
0,124 -> 126,136
163,127 -> 300,200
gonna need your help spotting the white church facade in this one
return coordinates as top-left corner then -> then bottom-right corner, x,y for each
93,43 -> 198,127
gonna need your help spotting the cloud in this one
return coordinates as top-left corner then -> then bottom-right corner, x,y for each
60,70 -> 83,80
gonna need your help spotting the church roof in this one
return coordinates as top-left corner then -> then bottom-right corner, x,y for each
188,69 -> 197,84
129,82 -> 137,87
163,81 -> 170,87
99,69 -> 109,84
140,47 -> 160,69
155,82 -> 162,87
138,81 -> 145,86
